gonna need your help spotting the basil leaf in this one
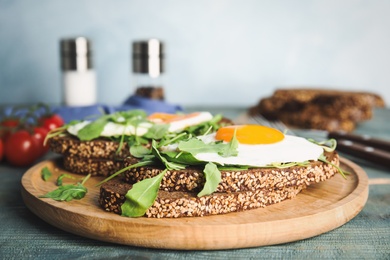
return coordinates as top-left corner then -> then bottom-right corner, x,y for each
197,162 -> 221,197
77,118 -> 107,141
41,167 -> 52,181
39,183 -> 87,202
121,169 -> 167,217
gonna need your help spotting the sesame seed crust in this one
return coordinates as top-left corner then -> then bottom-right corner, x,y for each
63,155 -> 125,177
99,177 -> 306,218
48,134 -> 131,160
123,152 -> 339,193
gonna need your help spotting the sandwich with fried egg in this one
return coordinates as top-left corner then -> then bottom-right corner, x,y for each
47,110 -> 232,176
99,124 -> 343,218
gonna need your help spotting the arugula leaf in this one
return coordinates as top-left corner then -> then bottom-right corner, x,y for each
309,138 -> 337,152
197,162 -> 222,197
177,138 -> 228,155
56,173 -> 77,186
96,160 -> 156,187
40,174 -> 90,202
161,150 -> 202,166
130,144 -> 151,158
121,169 -> 167,217
185,114 -> 224,136
77,117 -> 108,141
152,140 -> 186,170
41,167 -> 52,181
144,124 -> 170,139
218,129 -> 239,157
318,154 -> 349,179
39,183 -> 87,201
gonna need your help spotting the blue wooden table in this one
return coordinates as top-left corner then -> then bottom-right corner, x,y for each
1,108 -> 389,259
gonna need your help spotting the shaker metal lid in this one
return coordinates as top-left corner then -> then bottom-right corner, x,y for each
132,39 -> 164,77
60,37 -> 93,71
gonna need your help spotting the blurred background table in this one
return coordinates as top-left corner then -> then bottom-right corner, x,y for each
1,107 -> 389,260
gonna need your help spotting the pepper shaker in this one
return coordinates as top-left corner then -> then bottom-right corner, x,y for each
132,39 -> 165,100
60,37 -> 97,106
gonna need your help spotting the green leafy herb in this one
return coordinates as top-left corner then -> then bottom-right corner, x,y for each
218,128 -> 239,157
96,160 -> 155,187
144,124 -> 170,139
318,154 -> 349,179
56,173 -> 77,186
268,161 -> 311,169
152,140 -> 186,170
41,167 -> 52,181
121,169 -> 167,217
130,144 -> 151,158
160,150 -> 202,166
177,138 -> 228,155
77,118 -> 108,141
309,138 -> 337,152
197,162 -> 222,197
39,174 -> 91,201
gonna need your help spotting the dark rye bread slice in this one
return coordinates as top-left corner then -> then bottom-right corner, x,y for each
62,155 -> 125,177
123,152 -> 339,193
48,134 -> 131,160
99,177 -> 306,218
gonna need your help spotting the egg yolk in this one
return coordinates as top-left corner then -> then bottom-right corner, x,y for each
148,112 -> 201,123
215,125 -> 284,144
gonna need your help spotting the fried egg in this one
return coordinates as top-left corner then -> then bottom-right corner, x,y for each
194,125 -> 324,167
67,111 -> 214,137
148,112 -> 213,132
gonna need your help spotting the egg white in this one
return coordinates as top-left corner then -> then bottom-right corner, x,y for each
67,121 -> 152,137
194,133 -> 324,167
153,112 -> 213,132
67,111 -> 214,137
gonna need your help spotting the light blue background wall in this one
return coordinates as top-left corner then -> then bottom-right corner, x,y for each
1,0 -> 389,107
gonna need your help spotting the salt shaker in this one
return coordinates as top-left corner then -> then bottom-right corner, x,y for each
132,39 -> 165,100
60,37 -> 97,106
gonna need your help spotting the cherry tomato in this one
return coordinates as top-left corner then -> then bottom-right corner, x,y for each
1,118 -> 19,128
39,114 -> 64,131
32,126 -> 49,155
0,139 -> 3,161
0,118 -> 20,141
4,130 -> 40,167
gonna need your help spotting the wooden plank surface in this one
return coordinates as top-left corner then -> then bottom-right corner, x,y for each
21,157 -> 368,250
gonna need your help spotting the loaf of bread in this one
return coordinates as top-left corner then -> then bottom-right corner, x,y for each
249,88 -> 385,132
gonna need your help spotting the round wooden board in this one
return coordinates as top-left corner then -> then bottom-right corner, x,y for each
21,157 -> 368,250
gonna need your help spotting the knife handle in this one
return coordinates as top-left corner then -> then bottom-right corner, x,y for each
329,131 -> 390,152
336,139 -> 390,168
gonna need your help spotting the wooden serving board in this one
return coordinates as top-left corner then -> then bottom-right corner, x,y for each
21,157 -> 368,250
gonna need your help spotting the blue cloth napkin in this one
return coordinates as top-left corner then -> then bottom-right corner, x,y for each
1,95 -> 182,123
